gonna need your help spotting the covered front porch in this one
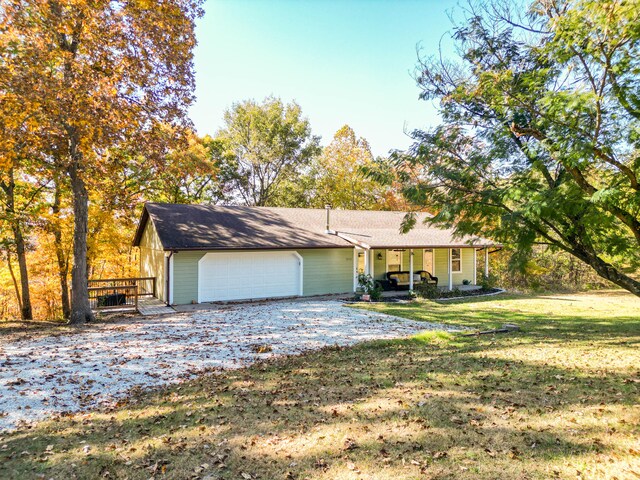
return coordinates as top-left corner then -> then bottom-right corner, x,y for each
354,246 -> 493,291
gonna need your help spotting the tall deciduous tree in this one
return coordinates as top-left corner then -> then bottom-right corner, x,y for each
0,168 -> 37,320
0,91 -> 44,320
310,125 -> 384,210
1,0 -> 203,323
217,97 -> 321,206
150,132 -> 224,205
394,0 -> 640,296
47,176 -> 72,320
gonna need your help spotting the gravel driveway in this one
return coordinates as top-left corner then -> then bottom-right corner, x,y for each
0,300 -> 453,432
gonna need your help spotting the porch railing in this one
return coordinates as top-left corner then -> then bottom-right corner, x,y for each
87,277 -> 156,311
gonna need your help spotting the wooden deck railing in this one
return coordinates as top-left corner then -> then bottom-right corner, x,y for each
87,277 -> 156,311
88,285 -> 138,311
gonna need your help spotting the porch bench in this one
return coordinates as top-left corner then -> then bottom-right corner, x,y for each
386,271 -> 439,290
386,271 -> 423,290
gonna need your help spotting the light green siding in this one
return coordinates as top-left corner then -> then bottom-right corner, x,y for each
401,250 -> 410,271
169,248 -> 354,304
150,245 -> 479,304
433,248 -> 450,286
457,248 -> 476,285
400,249 -> 424,272
372,250 -> 386,281
415,250 -> 425,271
433,247 -> 476,287
138,220 -> 167,302
172,251 -> 205,305
300,248 -> 354,296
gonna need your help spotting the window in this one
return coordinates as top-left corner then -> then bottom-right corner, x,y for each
423,249 -> 434,275
451,248 -> 461,273
386,250 -> 402,272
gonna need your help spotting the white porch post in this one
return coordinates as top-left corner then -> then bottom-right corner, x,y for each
353,248 -> 358,292
484,246 -> 489,278
364,248 -> 370,276
473,248 -> 477,285
448,248 -> 453,290
409,249 -> 414,290
369,250 -> 375,278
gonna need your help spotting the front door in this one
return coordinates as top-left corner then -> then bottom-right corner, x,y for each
423,249 -> 434,275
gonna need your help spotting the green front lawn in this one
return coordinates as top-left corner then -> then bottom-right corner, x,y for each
2,291 -> 639,479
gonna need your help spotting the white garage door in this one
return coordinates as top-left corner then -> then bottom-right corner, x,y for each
198,251 -> 302,303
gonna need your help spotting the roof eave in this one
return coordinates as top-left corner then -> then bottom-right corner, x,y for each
367,243 -> 502,249
131,206 -> 150,247
158,243 -> 503,251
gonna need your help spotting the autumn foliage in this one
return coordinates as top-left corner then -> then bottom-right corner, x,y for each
1,0 -> 203,322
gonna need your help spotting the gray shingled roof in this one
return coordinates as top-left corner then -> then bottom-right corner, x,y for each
132,203 -> 498,251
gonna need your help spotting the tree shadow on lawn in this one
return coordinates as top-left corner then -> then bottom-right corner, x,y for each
3,325 -> 638,480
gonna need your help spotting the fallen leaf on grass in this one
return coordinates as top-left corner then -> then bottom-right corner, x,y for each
250,344 -> 273,354
343,438 -> 358,451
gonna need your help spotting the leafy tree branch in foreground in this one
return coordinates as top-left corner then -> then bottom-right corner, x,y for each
392,0 -> 640,296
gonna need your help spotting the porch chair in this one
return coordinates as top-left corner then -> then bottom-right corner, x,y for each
416,270 -> 438,287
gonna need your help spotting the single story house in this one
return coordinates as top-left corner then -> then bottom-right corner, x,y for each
132,203 -> 500,305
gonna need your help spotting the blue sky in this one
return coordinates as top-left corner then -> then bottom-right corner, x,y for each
189,0 -> 462,157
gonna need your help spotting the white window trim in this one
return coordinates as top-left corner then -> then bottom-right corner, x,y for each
423,248 -> 434,275
451,248 -> 462,273
386,249 -> 403,272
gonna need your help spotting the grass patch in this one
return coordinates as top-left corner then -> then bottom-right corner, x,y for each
2,291 -> 639,479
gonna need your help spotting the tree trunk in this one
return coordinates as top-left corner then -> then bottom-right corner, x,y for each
1,168 -> 33,320
68,162 -> 95,324
572,247 -> 640,297
5,251 -> 23,315
51,180 -> 71,320
13,223 -> 33,320
589,257 -> 640,297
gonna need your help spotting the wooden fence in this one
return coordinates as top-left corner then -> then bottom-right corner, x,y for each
87,277 -> 156,311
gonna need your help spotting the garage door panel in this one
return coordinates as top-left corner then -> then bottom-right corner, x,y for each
198,251 -> 301,302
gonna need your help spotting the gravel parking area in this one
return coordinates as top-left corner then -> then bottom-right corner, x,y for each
0,300 -> 456,432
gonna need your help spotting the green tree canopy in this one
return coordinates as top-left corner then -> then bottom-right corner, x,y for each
391,0 -> 640,296
216,97 -> 321,206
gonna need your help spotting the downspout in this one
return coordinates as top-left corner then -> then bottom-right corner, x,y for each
166,251 -> 174,306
